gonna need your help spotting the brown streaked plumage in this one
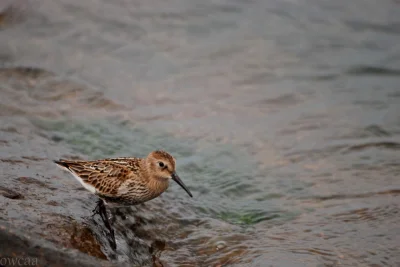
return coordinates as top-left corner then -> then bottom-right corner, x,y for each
54,150 -> 193,207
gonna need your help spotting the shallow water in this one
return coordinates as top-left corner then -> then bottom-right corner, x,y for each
1,0 -> 400,266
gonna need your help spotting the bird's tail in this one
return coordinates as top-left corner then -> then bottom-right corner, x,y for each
53,159 -> 71,169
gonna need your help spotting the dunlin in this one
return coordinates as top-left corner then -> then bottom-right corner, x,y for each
54,150 -> 192,248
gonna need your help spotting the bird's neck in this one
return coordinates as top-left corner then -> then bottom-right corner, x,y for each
147,177 -> 169,196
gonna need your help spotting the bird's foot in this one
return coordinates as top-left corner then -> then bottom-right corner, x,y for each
91,199 -> 103,217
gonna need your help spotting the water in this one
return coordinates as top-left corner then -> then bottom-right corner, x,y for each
1,0 -> 399,266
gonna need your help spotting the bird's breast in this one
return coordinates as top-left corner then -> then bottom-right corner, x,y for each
105,179 -> 169,206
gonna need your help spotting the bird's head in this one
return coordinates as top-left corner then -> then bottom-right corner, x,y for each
145,150 -> 192,197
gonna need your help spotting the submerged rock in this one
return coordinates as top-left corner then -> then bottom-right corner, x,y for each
0,221 -> 119,267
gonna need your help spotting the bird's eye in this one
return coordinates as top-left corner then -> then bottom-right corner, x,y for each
158,162 -> 165,168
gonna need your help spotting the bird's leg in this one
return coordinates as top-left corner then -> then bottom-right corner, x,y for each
93,199 -> 115,225
96,199 -> 116,249
99,202 -> 111,229
92,199 -> 103,217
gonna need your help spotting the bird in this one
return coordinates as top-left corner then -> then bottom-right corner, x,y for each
54,150 -> 193,206
53,150 -> 193,248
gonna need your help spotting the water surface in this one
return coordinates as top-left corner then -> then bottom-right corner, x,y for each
1,0 -> 399,266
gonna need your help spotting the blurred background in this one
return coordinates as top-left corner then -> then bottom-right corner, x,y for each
0,0 -> 399,266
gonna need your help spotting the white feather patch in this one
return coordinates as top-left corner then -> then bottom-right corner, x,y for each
56,165 -> 96,194
117,180 -> 130,195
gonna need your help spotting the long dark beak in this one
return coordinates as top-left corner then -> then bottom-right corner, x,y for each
171,172 -> 193,197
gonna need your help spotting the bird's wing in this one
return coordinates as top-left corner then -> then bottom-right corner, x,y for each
100,157 -> 143,173
54,159 -> 135,196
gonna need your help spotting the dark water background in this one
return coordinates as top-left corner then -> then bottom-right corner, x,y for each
0,0 -> 399,266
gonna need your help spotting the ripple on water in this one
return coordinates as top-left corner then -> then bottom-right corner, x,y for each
0,0 -> 32,29
331,204 -> 400,223
0,66 -> 126,118
345,65 -> 400,76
